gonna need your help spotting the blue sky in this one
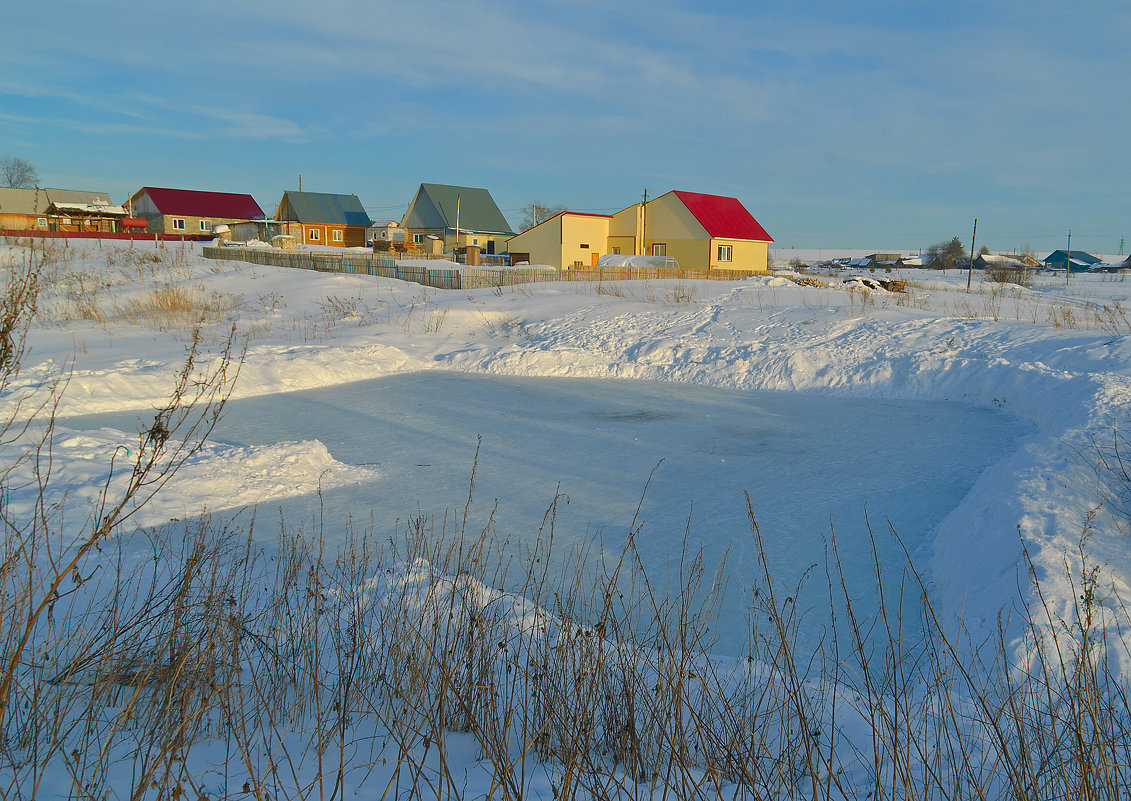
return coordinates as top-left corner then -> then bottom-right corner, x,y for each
2,0 -> 1127,253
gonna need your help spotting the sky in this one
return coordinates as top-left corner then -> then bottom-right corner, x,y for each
1,0 -> 1128,253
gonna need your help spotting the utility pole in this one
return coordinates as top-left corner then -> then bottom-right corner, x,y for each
1066,230 -> 1071,287
1121,236 -> 1125,256
641,188 -> 648,256
966,218 -> 977,292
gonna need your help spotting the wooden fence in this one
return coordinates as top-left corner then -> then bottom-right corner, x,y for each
560,266 -> 762,282
203,246 -> 762,290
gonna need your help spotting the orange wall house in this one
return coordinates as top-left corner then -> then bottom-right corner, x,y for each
275,191 -> 372,248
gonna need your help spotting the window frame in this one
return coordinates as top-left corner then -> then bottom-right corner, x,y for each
717,245 -> 733,262
308,228 -> 320,242
332,229 -> 343,242
171,218 -> 185,230
651,243 -> 667,257
199,220 -> 212,232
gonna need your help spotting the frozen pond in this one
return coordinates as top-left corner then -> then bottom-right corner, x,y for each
63,371 -> 1031,657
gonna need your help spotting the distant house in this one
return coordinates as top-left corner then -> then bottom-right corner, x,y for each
369,220 -> 405,244
1043,250 -> 1101,271
275,191 -> 373,247
129,187 -> 265,236
898,254 -> 943,269
0,188 -> 128,233
616,190 -> 773,273
509,191 -> 771,273
974,252 -> 1028,270
401,183 -> 515,255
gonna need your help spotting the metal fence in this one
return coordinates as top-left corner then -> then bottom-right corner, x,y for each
203,246 -> 761,290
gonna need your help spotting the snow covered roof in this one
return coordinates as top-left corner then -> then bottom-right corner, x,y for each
50,201 -> 127,216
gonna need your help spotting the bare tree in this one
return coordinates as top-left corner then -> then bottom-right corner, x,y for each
519,200 -> 569,232
0,156 -> 39,189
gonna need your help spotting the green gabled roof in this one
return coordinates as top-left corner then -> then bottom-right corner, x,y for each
278,192 -> 372,227
401,183 -> 514,235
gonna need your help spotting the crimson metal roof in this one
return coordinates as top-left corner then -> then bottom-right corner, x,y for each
671,191 -> 773,242
140,187 -> 266,220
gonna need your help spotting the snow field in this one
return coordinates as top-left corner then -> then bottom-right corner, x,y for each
2,237 -> 1131,799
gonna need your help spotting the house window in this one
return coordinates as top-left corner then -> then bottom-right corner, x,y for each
199,220 -> 212,231
580,243 -> 589,249
332,230 -> 343,242
611,247 -> 621,255
171,218 -> 185,230
413,233 -> 425,244
308,228 -> 320,242
717,245 -> 733,262
652,243 -> 666,257
37,218 -> 47,228
60,217 -> 72,225
84,219 -> 92,226
472,237 -> 479,246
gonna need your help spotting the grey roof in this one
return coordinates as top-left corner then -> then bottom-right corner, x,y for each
0,187 -> 43,215
401,183 -> 514,235
43,188 -> 116,207
1,187 -> 119,216
278,192 -> 372,227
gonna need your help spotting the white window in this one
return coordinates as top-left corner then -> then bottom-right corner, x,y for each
717,245 -> 733,262
413,233 -> 425,244
652,243 -> 666,257
37,217 -> 47,228
308,228 -> 320,242
60,217 -> 72,225
332,230 -> 343,242
171,218 -> 185,230
199,220 -> 212,231
472,237 -> 479,246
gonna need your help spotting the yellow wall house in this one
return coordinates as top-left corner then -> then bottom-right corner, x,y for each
622,191 -> 773,273
507,212 -> 613,269
510,191 -> 772,273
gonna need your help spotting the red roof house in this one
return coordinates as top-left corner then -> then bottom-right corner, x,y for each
128,187 -> 266,236
607,190 -> 773,272
670,190 -> 773,243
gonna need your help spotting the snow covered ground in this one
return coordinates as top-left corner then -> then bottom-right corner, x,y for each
4,237 -> 1131,796
7,240 -> 1128,650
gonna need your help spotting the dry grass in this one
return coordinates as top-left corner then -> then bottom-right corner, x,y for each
4,245 -> 1131,799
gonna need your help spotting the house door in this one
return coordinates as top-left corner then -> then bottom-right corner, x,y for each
487,240 -> 495,255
